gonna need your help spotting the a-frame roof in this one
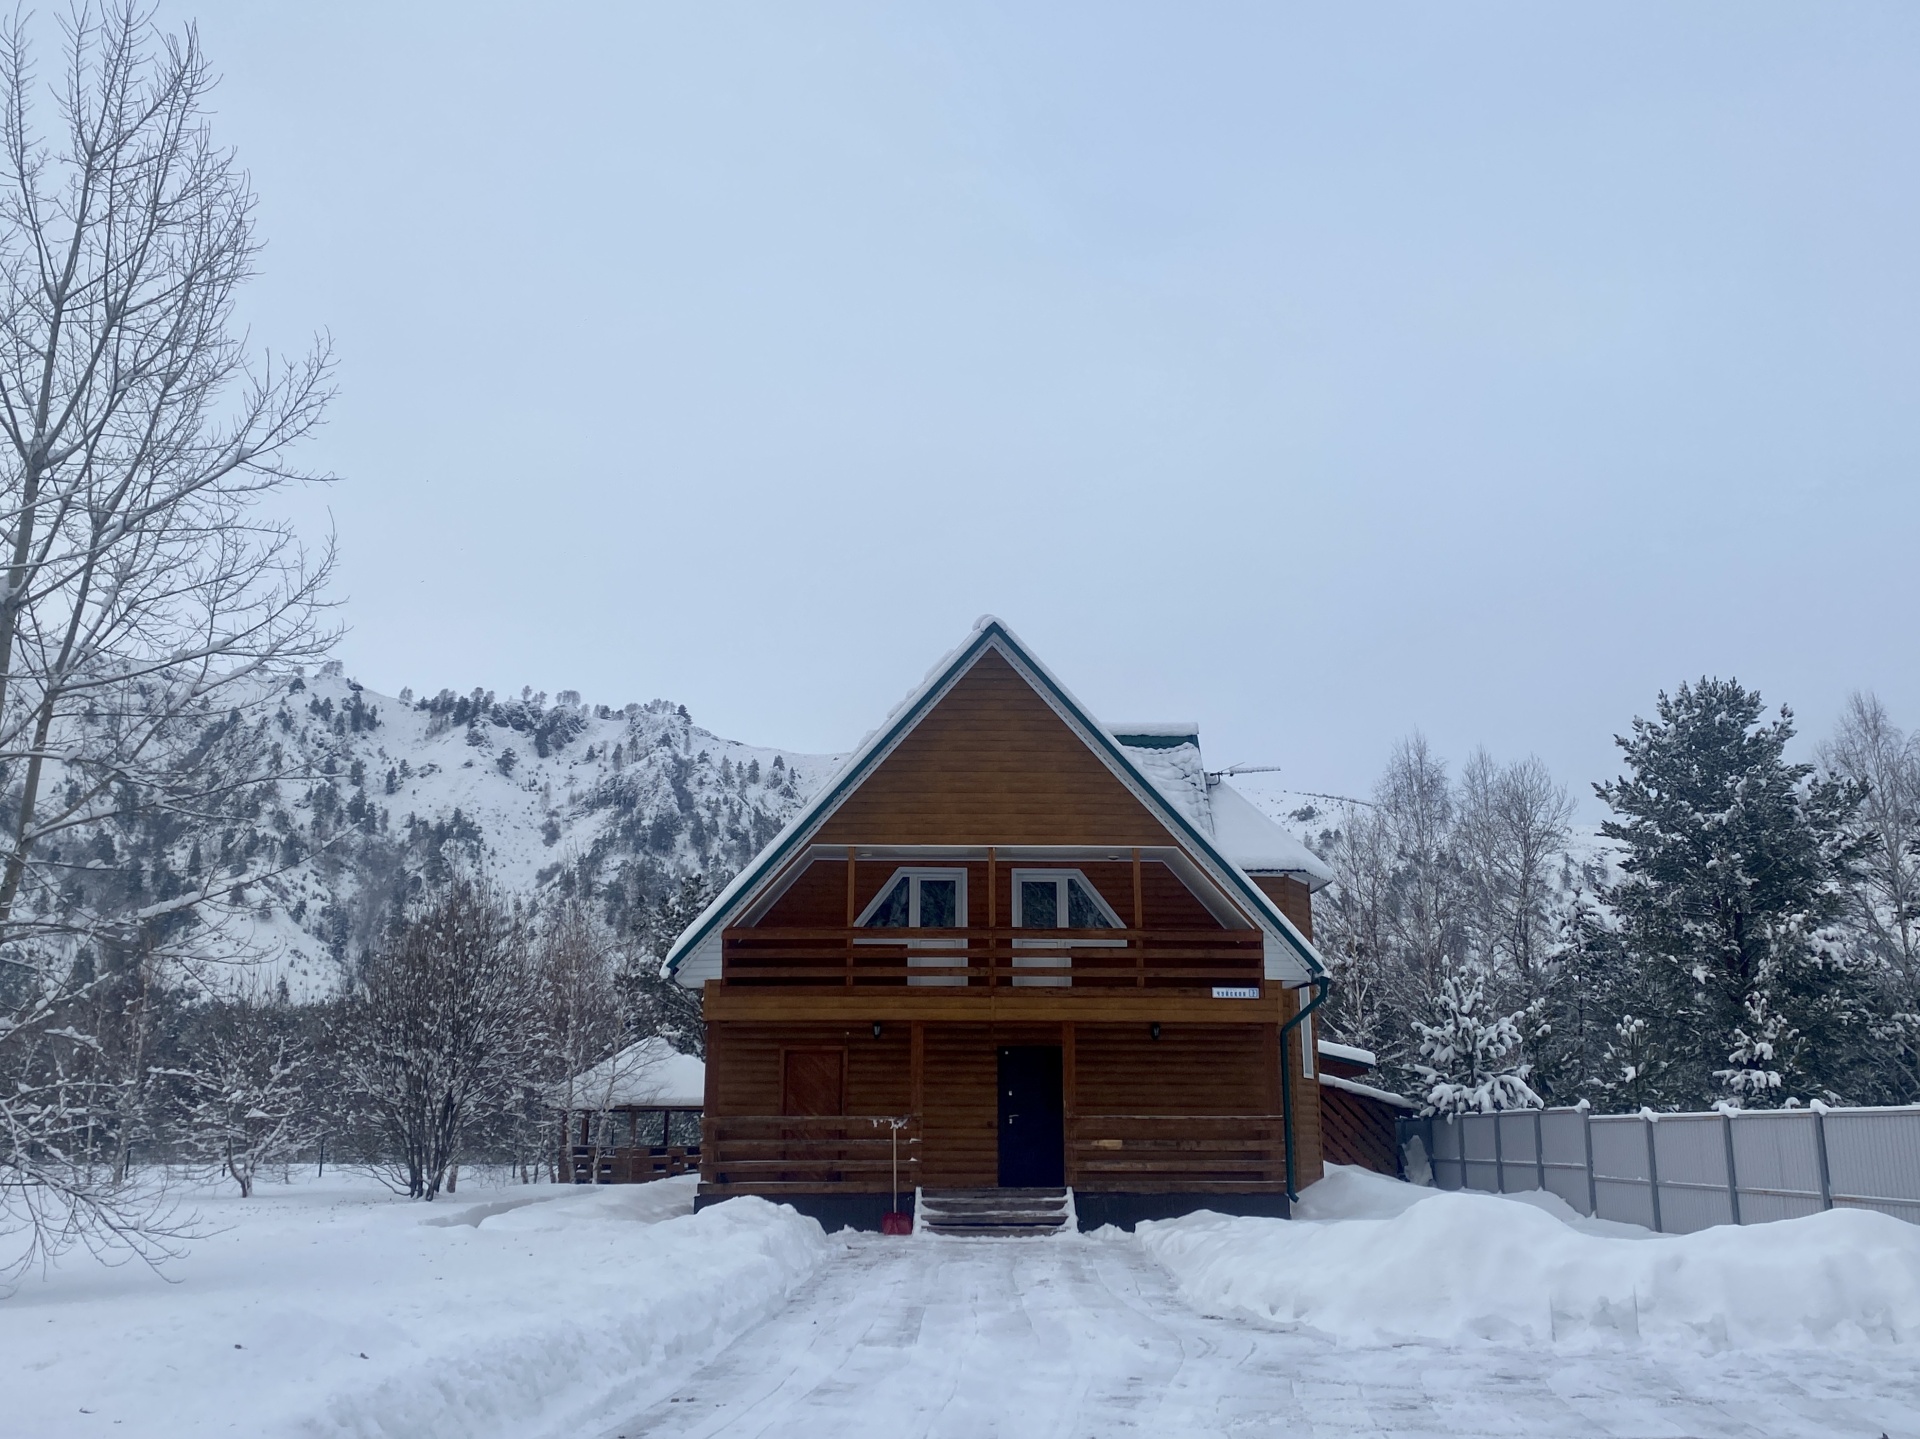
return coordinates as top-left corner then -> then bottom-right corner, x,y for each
663,616 -> 1329,987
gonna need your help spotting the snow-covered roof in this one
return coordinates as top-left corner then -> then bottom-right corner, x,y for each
1318,1039 -> 1378,1068
1120,737 -> 1213,834
1319,1072 -> 1416,1110
560,1037 -> 705,1110
662,617 -> 1330,988
1109,731 -> 1333,893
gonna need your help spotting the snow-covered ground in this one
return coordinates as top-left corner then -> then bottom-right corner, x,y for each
9,1166 -> 1920,1438
1142,1164 -> 1920,1349
0,1172 -> 826,1439
597,1203 -> 1920,1438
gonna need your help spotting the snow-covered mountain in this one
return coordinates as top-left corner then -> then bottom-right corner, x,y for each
224,664 -> 840,996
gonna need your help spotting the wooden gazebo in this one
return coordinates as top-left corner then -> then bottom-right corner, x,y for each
558,1037 -> 706,1184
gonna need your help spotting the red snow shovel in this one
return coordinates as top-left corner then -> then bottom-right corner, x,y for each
880,1116 -> 912,1236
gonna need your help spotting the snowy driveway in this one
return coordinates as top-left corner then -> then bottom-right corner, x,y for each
598,1232 -> 1920,1439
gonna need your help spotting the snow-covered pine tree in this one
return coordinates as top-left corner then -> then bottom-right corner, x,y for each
1595,678 -> 1874,1108
613,873 -> 718,1059
1411,959 -> 1542,1115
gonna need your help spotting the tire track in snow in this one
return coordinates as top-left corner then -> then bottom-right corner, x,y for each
594,1232 -> 1920,1439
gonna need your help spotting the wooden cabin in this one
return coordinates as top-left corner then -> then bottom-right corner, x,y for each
663,618 -> 1336,1230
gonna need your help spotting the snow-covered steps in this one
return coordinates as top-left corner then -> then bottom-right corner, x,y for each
917,1187 -> 1073,1237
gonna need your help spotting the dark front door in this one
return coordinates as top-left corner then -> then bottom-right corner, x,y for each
998,1045 -> 1064,1187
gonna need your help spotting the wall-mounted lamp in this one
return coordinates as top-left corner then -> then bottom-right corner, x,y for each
872,1021 -> 884,1039
1149,1022 -> 1161,1042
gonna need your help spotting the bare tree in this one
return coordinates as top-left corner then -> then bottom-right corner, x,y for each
1457,750 -> 1574,991
533,895 -> 626,1181
342,883 -> 533,1200
169,988 -> 310,1197
1823,691 -> 1920,1097
1375,734 -> 1469,1000
1309,736 -> 1470,1083
1309,801 -> 1399,1055
0,6 -> 333,1270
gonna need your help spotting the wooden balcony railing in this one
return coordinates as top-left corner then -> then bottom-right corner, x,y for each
1068,1115 -> 1288,1193
702,1116 -> 921,1195
701,1114 -> 1286,1195
720,926 -> 1265,993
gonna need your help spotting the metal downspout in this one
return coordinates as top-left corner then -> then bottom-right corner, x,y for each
1278,975 -> 1331,1204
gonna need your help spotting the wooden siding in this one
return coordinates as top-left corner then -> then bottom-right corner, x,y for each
706,1022 -> 913,1117
1320,1081 -> 1401,1176
1072,1024 -> 1268,1115
696,641 -> 1330,1199
1251,875 -> 1314,941
920,1023 -> 1001,1187
708,1015 -> 1320,1193
814,650 -> 1180,847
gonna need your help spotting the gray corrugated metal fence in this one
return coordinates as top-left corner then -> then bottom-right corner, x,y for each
1398,1103 -> 1920,1232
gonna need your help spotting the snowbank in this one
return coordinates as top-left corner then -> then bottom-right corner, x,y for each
1139,1165 -> 1920,1350
0,1173 -> 831,1439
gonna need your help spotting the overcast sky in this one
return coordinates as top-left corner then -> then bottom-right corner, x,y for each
140,3 -> 1920,812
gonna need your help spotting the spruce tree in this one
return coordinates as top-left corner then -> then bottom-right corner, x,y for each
1595,679 -> 1871,1107
1412,959 -> 1542,1114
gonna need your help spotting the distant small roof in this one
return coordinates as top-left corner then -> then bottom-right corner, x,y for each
1318,1039 -> 1378,1068
1319,1072 -> 1416,1110
561,1037 -> 704,1110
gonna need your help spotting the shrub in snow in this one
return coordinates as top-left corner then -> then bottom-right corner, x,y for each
1412,961 -> 1541,1115
169,993 -> 314,1197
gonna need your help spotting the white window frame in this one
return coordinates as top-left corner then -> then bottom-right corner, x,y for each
1009,868 -> 1126,931
1007,868 -> 1125,988
855,867 -> 968,987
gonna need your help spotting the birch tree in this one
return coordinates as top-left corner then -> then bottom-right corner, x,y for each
0,6 -> 333,1270
1457,749 -> 1574,992
1821,691 -> 1920,1100
533,896 -> 625,1179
